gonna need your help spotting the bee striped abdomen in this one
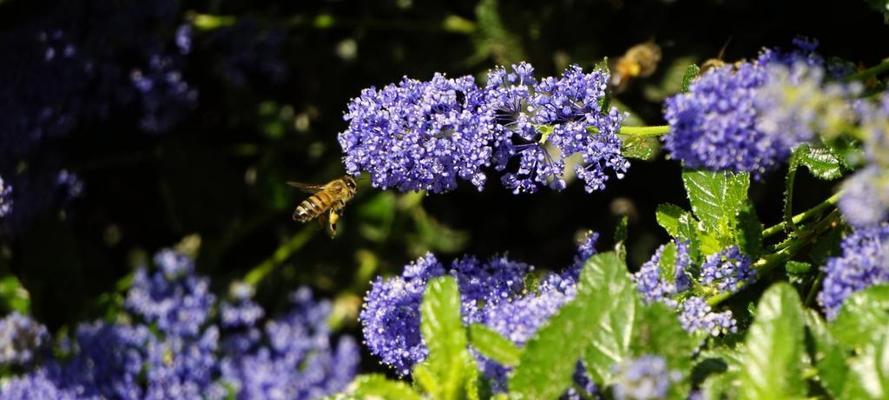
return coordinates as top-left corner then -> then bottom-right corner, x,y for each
294,191 -> 333,222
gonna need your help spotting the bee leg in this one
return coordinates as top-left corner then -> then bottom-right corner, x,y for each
326,209 -> 340,238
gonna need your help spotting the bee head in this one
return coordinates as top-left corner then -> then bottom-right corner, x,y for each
344,175 -> 358,190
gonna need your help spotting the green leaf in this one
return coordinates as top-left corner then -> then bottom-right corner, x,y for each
510,252 -> 630,398
0,275 -> 30,313
632,302 -> 697,373
795,143 -> 845,180
804,311 -> 849,398
344,374 -> 422,400
614,215 -> 629,262
595,57 -> 612,113
847,329 -> 889,399
656,203 -> 688,237
677,213 -> 703,261
681,170 -> 750,239
680,64 -> 701,92
739,283 -> 806,400
618,134 -> 660,160
583,258 -> 639,384
830,284 -> 889,349
468,324 -> 521,367
734,204 -> 763,258
416,276 -> 470,400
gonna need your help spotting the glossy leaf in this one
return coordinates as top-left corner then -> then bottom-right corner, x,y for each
739,283 -> 806,400
830,284 -> 889,349
681,170 -> 750,238
468,323 -> 522,367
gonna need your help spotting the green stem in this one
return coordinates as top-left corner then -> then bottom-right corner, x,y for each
618,125 -> 670,137
845,58 -> 889,82
243,224 -> 317,286
708,210 -> 841,306
762,192 -> 842,238
804,272 -> 825,307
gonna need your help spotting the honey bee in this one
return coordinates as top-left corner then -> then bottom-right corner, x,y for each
700,38 -> 734,74
288,176 -> 358,238
611,41 -> 662,93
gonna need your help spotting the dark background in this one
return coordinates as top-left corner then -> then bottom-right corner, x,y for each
1,0 -> 887,372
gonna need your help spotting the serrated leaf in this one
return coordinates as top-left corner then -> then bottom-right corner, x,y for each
739,283 -> 806,400
830,284 -> 889,349
344,374 -> 422,400
658,242 -> 678,284
618,134 -> 660,160
681,170 -> 750,239
677,213 -> 703,261
510,252 -> 630,398
656,203 -> 688,237
804,311 -> 849,398
582,261 -> 639,384
417,276 -> 469,400
795,143 -> 845,180
468,324 -> 521,367
681,64 -> 701,92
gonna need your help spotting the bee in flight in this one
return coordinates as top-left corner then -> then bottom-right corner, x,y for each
610,41 -> 662,93
288,175 -> 358,238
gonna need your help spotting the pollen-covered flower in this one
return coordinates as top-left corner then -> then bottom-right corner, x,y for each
663,41 -> 826,177
818,225 -> 889,319
338,73 -> 494,193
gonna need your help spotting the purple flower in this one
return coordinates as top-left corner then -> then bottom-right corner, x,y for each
818,225 -> 889,319
0,176 -> 12,218
612,355 -> 681,400
0,313 -> 49,366
632,242 -> 743,336
678,296 -> 737,336
126,249 -> 215,337
59,322 -> 153,399
663,41 -> 826,177
488,63 -> 627,193
699,246 -> 755,294
839,92 -> 889,227
0,372 -> 77,400
220,282 -> 265,329
339,73 -> 494,193
632,241 -> 691,306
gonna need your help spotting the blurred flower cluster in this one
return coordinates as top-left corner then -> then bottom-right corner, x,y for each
339,62 -> 627,194
0,249 -> 357,400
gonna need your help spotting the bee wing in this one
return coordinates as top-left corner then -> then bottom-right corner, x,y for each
287,181 -> 325,193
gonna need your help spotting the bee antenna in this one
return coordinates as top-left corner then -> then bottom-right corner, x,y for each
717,36 -> 734,60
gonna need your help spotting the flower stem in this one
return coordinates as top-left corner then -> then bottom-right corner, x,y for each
708,210 -> 842,306
244,224 -> 316,286
846,58 -> 889,82
618,125 -> 670,137
761,192 -> 842,238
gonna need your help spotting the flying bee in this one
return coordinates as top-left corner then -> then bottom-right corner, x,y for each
288,175 -> 358,238
611,41 -> 662,93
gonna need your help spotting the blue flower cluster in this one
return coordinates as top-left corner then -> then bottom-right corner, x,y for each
611,355 -> 681,400
0,313 -> 49,366
839,93 -> 889,227
0,0 -> 196,232
0,249 -> 358,400
632,242 -> 752,336
663,40 -> 827,177
339,62 -> 627,194
0,176 -> 11,219
818,225 -> 889,319
360,232 -> 598,389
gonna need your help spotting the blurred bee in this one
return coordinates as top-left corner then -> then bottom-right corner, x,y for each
700,38 -> 734,74
610,41 -> 662,93
288,175 -> 358,238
